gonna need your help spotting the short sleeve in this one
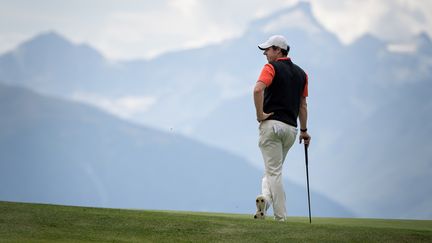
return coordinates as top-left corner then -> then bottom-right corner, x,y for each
257,64 -> 275,86
303,73 -> 309,97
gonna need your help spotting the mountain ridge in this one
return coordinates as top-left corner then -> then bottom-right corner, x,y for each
0,82 -> 354,217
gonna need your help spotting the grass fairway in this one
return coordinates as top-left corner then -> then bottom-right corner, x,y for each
0,201 -> 431,242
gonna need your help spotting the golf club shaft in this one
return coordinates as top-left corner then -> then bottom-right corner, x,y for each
305,144 -> 311,224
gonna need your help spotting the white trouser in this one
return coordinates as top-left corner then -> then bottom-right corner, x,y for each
258,120 -> 297,221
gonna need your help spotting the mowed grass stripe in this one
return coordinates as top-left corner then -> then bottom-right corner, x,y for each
0,201 -> 431,242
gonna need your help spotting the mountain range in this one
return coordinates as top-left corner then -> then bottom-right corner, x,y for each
0,2 -> 431,219
0,82 -> 353,217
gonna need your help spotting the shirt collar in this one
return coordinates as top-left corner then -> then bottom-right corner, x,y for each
276,57 -> 290,61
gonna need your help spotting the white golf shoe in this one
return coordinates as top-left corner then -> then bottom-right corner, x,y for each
254,195 -> 267,219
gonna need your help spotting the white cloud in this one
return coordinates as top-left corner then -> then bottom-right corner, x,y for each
0,0 -> 431,59
71,92 -> 157,119
310,0 -> 387,44
261,8 -> 323,34
369,0 -> 431,42
310,0 -> 432,44
92,1 -> 241,60
168,0 -> 199,16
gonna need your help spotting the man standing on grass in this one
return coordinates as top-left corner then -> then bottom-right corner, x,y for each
253,35 -> 311,221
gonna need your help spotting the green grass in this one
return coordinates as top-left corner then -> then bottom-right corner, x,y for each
0,201 -> 431,242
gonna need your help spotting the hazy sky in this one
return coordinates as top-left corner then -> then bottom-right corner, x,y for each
1,0 -> 431,60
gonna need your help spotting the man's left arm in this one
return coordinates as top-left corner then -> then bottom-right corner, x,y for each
299,97 -> 311,145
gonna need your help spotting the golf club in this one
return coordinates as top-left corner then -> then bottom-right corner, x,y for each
304,143 -> 312,224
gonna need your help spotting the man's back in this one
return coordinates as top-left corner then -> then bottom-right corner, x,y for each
264,58 -> 307,127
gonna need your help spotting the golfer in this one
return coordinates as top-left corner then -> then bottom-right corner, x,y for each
253,35 -> 311,221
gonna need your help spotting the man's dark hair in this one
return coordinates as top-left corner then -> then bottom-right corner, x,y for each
271,45 -> 290,56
